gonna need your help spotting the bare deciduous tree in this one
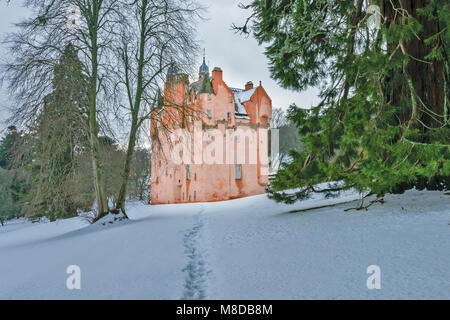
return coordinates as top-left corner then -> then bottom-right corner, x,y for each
112,0 -> 204,215
2,0 -> 124,220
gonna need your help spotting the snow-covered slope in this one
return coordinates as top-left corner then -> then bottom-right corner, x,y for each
0,189 -> 448,299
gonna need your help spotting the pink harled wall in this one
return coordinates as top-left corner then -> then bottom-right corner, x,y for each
150,68 -> 272,204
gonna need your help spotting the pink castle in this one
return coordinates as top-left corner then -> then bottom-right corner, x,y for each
150,57 -> 272,204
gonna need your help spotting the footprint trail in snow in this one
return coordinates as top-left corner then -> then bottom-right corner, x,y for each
181,207 -> 211,299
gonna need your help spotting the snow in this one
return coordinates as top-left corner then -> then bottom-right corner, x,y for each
231,87 -> 256,119
0,189 -> 449,299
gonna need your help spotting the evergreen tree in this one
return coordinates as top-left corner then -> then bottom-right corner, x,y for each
0,126 -> 21,169
236,0 -> 450,204
0,169 -> 16,225
0,126 -> 31,221
0,168 -> 22,225
28,44 -> 89,220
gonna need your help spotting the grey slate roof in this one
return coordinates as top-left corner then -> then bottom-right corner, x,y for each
230,87 -> 257,119
199,57 -> 209,74
167,62 -> 177,76
189,73 -> 214,94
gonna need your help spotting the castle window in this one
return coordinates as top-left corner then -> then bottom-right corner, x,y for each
207,110 -> 212,118
235,164 -> 242,180
227,112 -> 231,120
186,164 -> 191,180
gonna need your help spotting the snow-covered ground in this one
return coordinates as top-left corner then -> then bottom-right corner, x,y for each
0,189 -> 449,299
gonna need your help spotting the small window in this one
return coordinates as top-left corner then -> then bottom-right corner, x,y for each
207,110 -> 212,118
208,93 -> 211,100
173,85 -> 176,93
165,167 -> 168,175
227,112 -> 231,120
194,191 -> 197,199
183,193 -> 185,200
173,99 -> 176,105
235,135 -> 240,143
235,164 -> 242,179
186,164 -> 191,180
229,96 -> 233,103
198,110 -> 202,118
173,114 -> 177,121
156,177 -> 159,183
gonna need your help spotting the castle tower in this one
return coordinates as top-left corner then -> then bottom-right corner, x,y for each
151,56 -> 272,205
164,62 -> 188,108
198,49 -> 209,80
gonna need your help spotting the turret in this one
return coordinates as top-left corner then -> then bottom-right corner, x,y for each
199,49 -> 209,79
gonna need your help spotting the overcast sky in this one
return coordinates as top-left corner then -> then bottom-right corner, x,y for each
0,0 -> 320,133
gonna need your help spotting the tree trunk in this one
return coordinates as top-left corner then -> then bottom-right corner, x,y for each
382,0 -> 447,190
114,0 -> 148,215
89,118 -> 109,219
404,0 -> 446,130
89,1 -> 109,220
382,0 -> 446,130
114,122 -> 138,216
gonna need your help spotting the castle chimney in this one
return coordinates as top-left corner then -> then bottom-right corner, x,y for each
245,81 -> 254,90
212,67 -> 223,82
